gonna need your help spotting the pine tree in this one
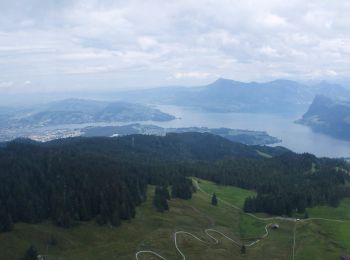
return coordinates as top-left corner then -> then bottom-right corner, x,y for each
153,186 -> 169,212
22,245 -> 38,260
211,193 -> 218,206
171,177 -> 193,200
48,235 -> 58,246
111,210 -> 121,227
240,244 -> 246,254
97,199 -> 109,225
243,196 -> 255,213
2,213 -> 13,232
0,203 -> 13,232
162,186 -> 170,200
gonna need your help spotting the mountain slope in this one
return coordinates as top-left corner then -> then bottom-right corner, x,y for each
4,99 -> 175,127
117,78 -> 350,114
297,95 -> 350,141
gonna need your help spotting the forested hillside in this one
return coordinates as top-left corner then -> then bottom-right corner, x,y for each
0,133 -> 265,231
297,95 -> 350,141
191,153 -> 350,215
0,133 -> 349,233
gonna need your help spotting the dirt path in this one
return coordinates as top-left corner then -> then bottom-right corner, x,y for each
135,180 -> 348,260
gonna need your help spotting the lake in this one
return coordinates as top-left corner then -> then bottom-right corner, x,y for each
153,105 -> 350,158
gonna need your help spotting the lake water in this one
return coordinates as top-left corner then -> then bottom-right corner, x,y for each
152,105 -> 350,158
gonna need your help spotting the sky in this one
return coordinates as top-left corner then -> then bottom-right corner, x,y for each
0,0 -> 350,93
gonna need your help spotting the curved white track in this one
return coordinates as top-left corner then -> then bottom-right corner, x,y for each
135,250 -> 167,260
135,180 -> 348,260
136,224 -> 271,260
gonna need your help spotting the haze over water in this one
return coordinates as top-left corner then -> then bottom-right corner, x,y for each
154,105 -> 350,158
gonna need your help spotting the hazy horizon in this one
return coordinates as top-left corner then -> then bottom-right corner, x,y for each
0,77 -> 348,107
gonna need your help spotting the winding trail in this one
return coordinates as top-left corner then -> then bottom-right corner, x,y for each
135,250 -> 167,260
173,225 -> 271,260
136,224 -> 271,260
135,180 -> 348,260
194,179 -> 348,260
304,217 -> 345,223
135,180 -> 273,260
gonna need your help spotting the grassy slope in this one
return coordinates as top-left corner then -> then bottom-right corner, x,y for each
195,178 -> 295,259
0,179 -> 349,259
295,199 -> 350,259
195,178 -> 256,208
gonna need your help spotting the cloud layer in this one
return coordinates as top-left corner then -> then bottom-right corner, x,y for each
1,0 -> 350,91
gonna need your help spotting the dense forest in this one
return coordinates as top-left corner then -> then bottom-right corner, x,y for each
0,133 -> 349,232
189,153 -> 350,215
153,186 -> 170,212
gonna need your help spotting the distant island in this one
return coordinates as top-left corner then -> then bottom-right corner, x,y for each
296,95 -> 350,141
81,123 -> 281,145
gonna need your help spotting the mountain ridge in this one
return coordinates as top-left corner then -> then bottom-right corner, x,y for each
116,78 -> 350,114
297,95 -> 350,141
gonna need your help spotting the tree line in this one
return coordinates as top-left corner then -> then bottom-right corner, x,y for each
0,136 -> 198,232
188,153 -> 350,216
0,133 -> 349,232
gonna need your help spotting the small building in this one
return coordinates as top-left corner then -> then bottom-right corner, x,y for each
339,255 -> 350,260
270,223 -> 279,229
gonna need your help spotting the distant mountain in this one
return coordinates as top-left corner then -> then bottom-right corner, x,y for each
3,99 -> 175,127
311,81 -> 350,101
81,123 -> 282,145
117,78 -> 350,114
296,95 -> 350,141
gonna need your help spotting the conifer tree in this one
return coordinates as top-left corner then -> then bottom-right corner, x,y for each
22,245 -> 38,260
153,186 -> 169,212
211,193 -> 218,206
0,203 -> 13,232
241,244 -> 246,254
162,186 -> 170,200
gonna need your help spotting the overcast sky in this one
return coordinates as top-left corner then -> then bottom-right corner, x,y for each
0,0 -> 350,92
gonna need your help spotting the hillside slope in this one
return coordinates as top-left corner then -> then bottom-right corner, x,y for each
117,78 -> 350,114
297,95 -> 350,141
2,99 -> 175,128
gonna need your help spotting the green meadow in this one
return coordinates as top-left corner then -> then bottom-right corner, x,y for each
294,199 -> 350,260
0,179 -> 349,259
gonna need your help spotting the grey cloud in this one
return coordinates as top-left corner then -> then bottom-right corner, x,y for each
0,0 -> 349,92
